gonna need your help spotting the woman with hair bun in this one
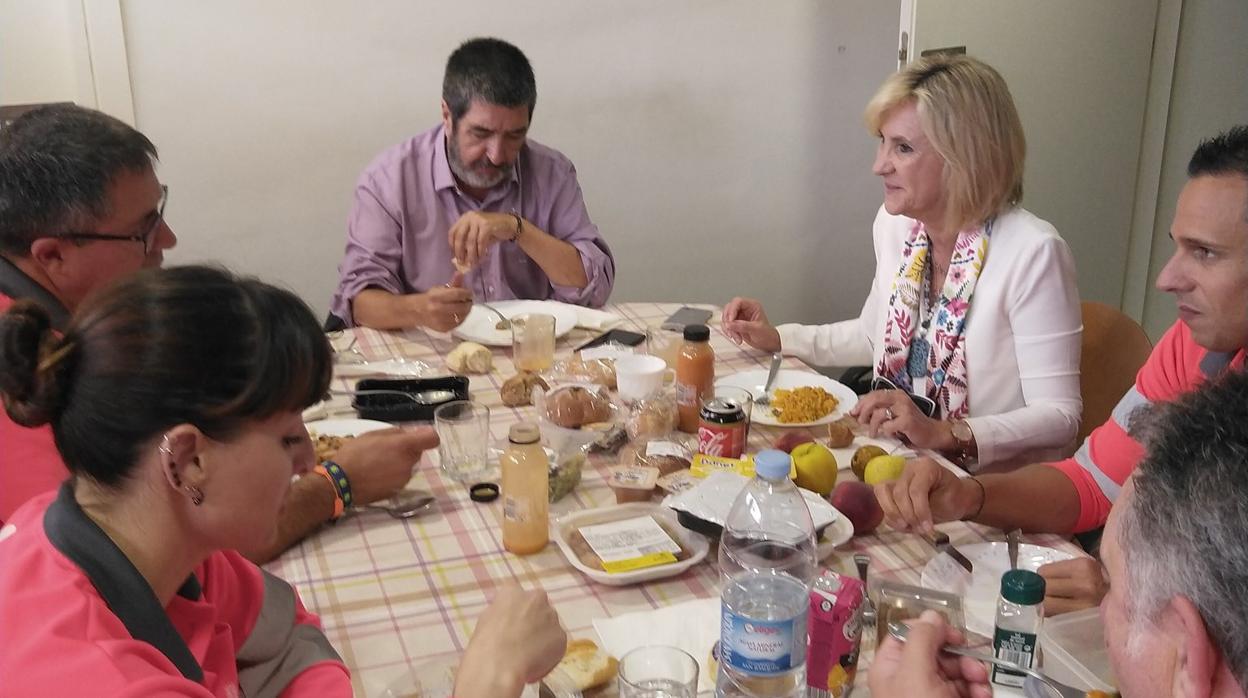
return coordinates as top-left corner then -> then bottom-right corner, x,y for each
0,265 -> 567,697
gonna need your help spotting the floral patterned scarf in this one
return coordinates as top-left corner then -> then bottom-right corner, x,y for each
876,219 -> 992,420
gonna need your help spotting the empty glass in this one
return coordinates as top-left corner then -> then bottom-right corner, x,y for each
433,400 -> 492,482
618,646 -> 699,698
512,313 -> 556,372
645,326 -> 683,370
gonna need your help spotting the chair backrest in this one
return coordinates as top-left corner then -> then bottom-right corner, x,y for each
1078,301 -> 1153,443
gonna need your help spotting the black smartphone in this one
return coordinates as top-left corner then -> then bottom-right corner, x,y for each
575,328 -> 647,352
660,306 -> 713,331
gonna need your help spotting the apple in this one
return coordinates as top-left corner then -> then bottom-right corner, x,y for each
863,454 -> 907,485
774,431 -> 816,454
830,481 -> 884,535
791,442 -> 838,496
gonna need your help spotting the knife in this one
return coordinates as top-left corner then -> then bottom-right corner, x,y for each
931,531 -> 974,574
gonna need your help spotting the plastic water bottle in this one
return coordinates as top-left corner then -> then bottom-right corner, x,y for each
717,450 -> 818,697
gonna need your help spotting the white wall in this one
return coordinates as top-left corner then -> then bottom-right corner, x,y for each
118,0 -> 899,326
0,0 -> 92,106
1139,0 -> 1248,339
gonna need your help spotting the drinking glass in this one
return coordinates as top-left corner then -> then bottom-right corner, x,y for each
512,313 -> 556,372
645,326 -> 683,370
433,400 -> 491,482
618,646 -> 699,698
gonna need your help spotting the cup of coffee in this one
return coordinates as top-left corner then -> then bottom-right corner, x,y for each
614,355 -> 673,402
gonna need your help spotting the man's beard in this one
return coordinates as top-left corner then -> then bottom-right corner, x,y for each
447,131 -> 512,190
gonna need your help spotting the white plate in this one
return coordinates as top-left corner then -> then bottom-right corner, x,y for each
920,541 -> 1078,638
304,418 -> 393,436
716,369 -> 859,427
553,503 -> 709,586
452,300 -> 580,346
816,512 -> 854,559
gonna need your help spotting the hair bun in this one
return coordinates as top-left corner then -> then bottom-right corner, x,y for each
0,300 -> 67,426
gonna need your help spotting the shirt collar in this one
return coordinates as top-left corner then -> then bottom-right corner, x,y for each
44,482 -> 205,682
0,255 -> 71,331
432,123 -> 524,198
1200,350 -> 1237,377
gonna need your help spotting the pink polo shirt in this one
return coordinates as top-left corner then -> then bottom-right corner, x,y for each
0,487 -> 351,696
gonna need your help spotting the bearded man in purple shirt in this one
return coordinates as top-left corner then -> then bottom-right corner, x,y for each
329,38 -> 616,331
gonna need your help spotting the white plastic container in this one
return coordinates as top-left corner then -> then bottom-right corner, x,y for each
552,503 -> 709,586
1038,607 -> 1117,692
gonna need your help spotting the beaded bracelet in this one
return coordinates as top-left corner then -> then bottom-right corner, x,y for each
314,460 -> 354,521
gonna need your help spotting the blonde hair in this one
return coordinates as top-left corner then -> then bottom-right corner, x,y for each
864,54 -> 1025,234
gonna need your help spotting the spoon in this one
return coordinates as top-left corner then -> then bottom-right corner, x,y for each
887,621 -> 1084,698
354,490 -> 436,519
474,271 -> 511,330
753,353 -> 783,407
1007,528 -> 1022,570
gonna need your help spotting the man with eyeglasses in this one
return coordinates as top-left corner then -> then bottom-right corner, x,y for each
0,104 -> 438,563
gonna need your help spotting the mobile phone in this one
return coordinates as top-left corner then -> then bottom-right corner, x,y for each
574,328 -> 646,352
660,306 -> 713,332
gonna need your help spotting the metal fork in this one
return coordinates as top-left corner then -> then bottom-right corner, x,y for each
887,621 -> 1084,698
474,272 -> 510,330
753,353 -> 783,407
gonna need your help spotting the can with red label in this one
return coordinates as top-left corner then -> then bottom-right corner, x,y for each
697,397 -> 747,458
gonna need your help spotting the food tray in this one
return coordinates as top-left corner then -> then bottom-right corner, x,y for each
552,503 -> 709,586
353,376 -> 469,422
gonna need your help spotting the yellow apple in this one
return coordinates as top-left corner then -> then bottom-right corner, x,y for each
792,442 -> 839,496
850,444 -> 887,481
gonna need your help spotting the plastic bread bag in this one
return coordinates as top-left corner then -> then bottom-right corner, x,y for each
548,354 -> 618,389
532,381 -> 622,452
624,388 -> 679,441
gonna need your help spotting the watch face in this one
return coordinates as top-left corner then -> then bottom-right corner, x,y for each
952,421 -> 974,442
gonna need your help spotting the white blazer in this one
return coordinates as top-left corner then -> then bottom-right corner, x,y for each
778,205 -> 1082,470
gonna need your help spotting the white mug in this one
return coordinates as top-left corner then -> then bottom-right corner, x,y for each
614,355 -> 674,401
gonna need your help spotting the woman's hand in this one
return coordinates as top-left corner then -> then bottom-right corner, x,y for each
722,297 -> 781,352
454,584 -> 567,698
868,611 -> 993,698
852,389 -> 953,451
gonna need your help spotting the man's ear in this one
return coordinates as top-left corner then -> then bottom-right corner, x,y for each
27,238 -> 67,274
441,99 -> 453,133
1166,595 -> 1219,698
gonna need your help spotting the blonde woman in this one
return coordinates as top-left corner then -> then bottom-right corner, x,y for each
724,55 -> 1081,471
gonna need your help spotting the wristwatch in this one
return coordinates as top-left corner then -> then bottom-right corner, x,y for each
950,419 -> 978,467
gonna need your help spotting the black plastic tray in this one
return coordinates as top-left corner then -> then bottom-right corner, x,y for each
352,376 -> 469,422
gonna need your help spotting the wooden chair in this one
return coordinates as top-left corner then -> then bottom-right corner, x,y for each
1077,301 -> 1153,443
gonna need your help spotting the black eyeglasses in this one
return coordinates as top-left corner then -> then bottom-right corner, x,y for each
54,184 -> 169,255
871,375 -> 940,419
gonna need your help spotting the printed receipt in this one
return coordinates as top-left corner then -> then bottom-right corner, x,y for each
578,516 -> 682,574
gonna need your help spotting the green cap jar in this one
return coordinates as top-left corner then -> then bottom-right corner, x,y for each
1000,569 -> 1046,605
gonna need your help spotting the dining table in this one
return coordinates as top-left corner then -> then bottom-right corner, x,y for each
266,301 -> 1085,697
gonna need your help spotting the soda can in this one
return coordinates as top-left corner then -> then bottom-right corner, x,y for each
697,397 -> 747,458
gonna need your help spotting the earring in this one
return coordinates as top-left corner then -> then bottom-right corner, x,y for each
185,485 -> 204,506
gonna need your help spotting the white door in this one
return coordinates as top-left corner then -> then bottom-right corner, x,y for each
902,1 -> 1161,308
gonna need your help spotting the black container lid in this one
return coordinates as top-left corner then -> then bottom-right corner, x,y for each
683,324 -> 710,342
1000,569 -> 1046,605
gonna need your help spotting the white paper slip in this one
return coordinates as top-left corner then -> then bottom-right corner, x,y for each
646,440 -> 688,459
578,516 -> 681,573
580,344 -> 635,361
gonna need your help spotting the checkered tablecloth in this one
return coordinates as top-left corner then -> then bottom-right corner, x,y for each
265,302 -> 1080,696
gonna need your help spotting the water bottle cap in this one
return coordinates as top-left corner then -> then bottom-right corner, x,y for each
754,449 -> 792,479
1000,569 -> 1046,605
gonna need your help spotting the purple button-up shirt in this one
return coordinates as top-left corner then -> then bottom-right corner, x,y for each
329,124 -> 615,325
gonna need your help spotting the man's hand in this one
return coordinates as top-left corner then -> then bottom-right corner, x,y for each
454,584 -> 567,698
331,427 -> 438,506
868,611 -> 993,698
852,389 -> 952,450
449,211 -> 517,270
874,458 -> 980,535
722,297 -> 781,352
1038,557 -> 1109,615
411,272 -> 473,332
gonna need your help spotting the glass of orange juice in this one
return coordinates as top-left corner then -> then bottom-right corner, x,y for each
511,313 -> 556,372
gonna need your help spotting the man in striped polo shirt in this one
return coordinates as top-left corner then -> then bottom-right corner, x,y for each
874,125 -> 1248,613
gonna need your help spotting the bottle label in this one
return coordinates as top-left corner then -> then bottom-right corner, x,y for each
720,609 -> 805,676
676,381 -> 697,407
502,496 -> 528,523
991,627 -> 1037,688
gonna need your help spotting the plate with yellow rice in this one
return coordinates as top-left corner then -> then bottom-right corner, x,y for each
716,369 -> 858,427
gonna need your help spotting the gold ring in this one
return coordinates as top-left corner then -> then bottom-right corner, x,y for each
884,407 -> 896,421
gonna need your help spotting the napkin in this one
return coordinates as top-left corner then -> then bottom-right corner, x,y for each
542,301 -> 623,331
593,597 -> 721,693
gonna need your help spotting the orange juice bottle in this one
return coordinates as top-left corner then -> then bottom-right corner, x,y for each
500,422 -> 550,555
676,324 -> 715,432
